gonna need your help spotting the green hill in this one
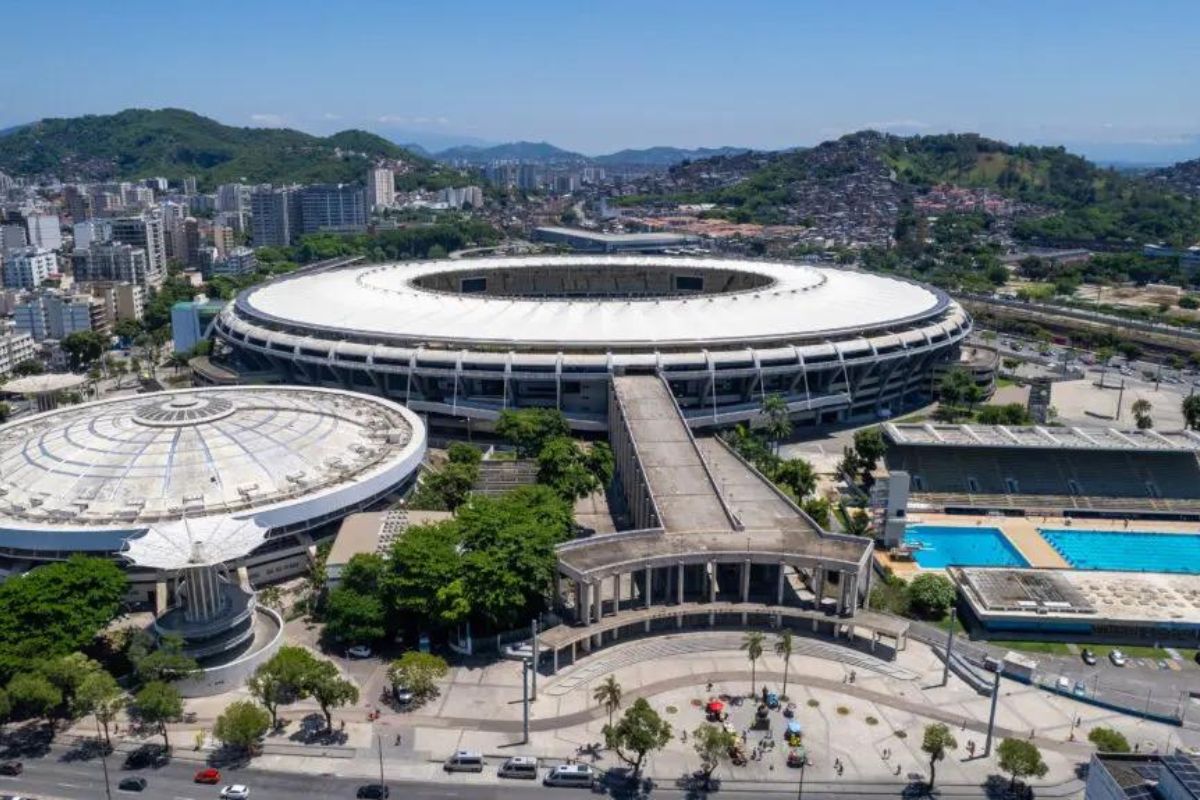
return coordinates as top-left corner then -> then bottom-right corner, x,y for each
0,108 -> 447,188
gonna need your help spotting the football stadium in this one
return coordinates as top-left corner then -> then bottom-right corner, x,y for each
209,255 -> 976,431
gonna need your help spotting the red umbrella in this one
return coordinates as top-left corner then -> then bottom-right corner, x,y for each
706,699 -> 725,713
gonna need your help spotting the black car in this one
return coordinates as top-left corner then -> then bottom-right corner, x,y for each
118,776 -> 148,792
1082,648 -> 1097,666
123,746 -> 168,769
0,761 -> 21,775
356,785 -> 390,799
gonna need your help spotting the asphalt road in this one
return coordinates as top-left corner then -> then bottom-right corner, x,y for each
0,743 -> 964,800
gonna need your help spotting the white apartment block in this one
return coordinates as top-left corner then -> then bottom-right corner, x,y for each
14,291 -> 107,341
26,214 -> 62,251
366,167 -> 395,211
3,247 -> 56,289
0,332 -> 36,378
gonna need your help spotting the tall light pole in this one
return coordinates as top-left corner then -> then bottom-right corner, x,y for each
376,733 -> 386,793
95,716 -> 113,800
530,618 -> 539,702
521,658 -> 531,744
796,759 -> 806,800
942,607 -> 957,687
984,668 -> 1001,757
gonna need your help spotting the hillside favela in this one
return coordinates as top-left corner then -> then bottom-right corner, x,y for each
0,2 -> 1199,799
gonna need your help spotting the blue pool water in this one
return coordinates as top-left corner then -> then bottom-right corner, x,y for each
1040,529 -> 1200,574
905,525 -> 1029,568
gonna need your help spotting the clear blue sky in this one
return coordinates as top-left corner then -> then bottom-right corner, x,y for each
3,0 -> 1197,160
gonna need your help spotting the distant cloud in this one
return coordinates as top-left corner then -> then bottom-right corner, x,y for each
249,113 -> 287,127
321,113 -> 342,121
376,114 -> 449,127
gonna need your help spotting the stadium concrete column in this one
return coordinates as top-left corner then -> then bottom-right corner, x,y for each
812,568 -> 825,632
708,560 -> 717,627
775,563 -> 786,627
741,559 -> 751,625
677,562 -> 685,629
611,573 -> 621,640
590,581 -> 601,649
644,565 -> 652,608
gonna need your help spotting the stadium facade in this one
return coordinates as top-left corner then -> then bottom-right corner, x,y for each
0,386 -> 426,694
210,255 -> 974,431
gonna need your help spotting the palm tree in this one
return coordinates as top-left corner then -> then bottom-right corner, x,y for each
1184,394 -> 1200,431
593,675 -> 622,728
774,630 -> 794,700
741,631 -> 765,697
760,394 -> 792,455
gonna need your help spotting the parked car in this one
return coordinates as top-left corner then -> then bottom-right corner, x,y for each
220,786 -> 250,800
0,762 -> 21,776
194,768 -> 221,784
498,756 -> 539,779
356,785 -> 389,799
543,763 -> 597,788
346,645 -> 372,659
118,777 -> 147,792
123,746 -> 168,769
1074,680 -> 1088,697
1081,648 -> 1097,666
444,751 -> 484,772
1055,676 -> 1070,693
392,686 -> 414,706
1109,649 -> 1128,667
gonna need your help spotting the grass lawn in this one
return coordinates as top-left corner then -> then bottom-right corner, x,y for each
995,377 -> 1018,388
986,639 -> 1073,655
931,614 -> 966,635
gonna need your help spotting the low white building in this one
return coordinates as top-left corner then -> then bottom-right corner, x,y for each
3,247 -> 56,290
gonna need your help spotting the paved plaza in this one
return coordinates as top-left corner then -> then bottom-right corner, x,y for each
79,629 -> 1198,794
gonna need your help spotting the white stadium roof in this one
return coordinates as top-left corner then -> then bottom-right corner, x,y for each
237,255 -> 948,349
0,387 -> 426,569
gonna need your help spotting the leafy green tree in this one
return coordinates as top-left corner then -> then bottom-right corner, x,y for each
536,437 -> 614,501
383,520 -> 469,628
997,738 -> 1048,791
494,408 -> 571,457
907,573 -> 956,619
6,672 -> 62,729
1184,395 -> 1200,431
937,368 -> 972,408
214,700 -> 271,754
0,688 -> 9,727
457,485 -> 573,630
741,631 -> 765,696
0,403 -> 10,423
602,698 -> 672,778
324,587 -> 386,645
41,652 -> 104,711
0,555 -> 127,680
761,394 -> 792,454
593,675 -> 623,728
113,318 -> 144,341
921,723 -> 957,789
802,496 -> 831,527
409,461 -> 479,511
74,669 -> 125,747
129,634 -> 199,685
248,645 -> 318,729
773,458 -> 816,499
1132,398 -> 1153,430
774,630 -> 794,699
60,331 -> 108,371
447,442 -> 482,466
12,359 -> 45,377
131,681 -> 183,750
693,723 -> 738,789
1088,726 -> 1131,753
301,659 -> 359,732
386,652 -> 449,701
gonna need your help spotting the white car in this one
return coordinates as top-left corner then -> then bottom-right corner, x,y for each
346,645 -> 372,659
1109,650 -> 1127,667
220,786 -> 250,800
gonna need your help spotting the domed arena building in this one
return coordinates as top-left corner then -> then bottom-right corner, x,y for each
209,255 -> 974,432
0,386 -> 425,694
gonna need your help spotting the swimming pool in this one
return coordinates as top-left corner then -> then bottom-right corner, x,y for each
1040,529 -> 1200,574
904,525 -> 1030,569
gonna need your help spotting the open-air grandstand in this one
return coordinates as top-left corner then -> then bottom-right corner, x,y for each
883,422 -> 1200,517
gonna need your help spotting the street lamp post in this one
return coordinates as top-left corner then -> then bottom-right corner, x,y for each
521,658 -> 531,744
942,607 -> 956,686
984,668 -> 1002,757
796,759 -> 806,800
376,733 -> 386,793
95,716 -> 113,800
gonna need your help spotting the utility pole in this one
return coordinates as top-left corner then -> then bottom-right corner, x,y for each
376,733 -> 386,792
1116,379 -> 1126,421
521,658 -> 531,744
984,668 -> 1001,757
531,618 -> 539,701
96,716 -> 113,800
796,759 -> 806,800
942,607 -> 956,687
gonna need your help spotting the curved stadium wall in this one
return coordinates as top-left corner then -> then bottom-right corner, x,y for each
212,255 -> 971,431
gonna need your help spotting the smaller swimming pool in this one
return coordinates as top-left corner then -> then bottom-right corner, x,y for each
905,525 -> 1029,569
1040,529 -> 1200,574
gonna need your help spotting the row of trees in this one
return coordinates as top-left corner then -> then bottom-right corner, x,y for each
247,645 -> 359,733
922,722 -> 1048,792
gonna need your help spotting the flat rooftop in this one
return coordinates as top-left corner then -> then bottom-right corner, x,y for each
534,227 -> 699,245
885,422 -> 1200,452
953,566 -> 1200,624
